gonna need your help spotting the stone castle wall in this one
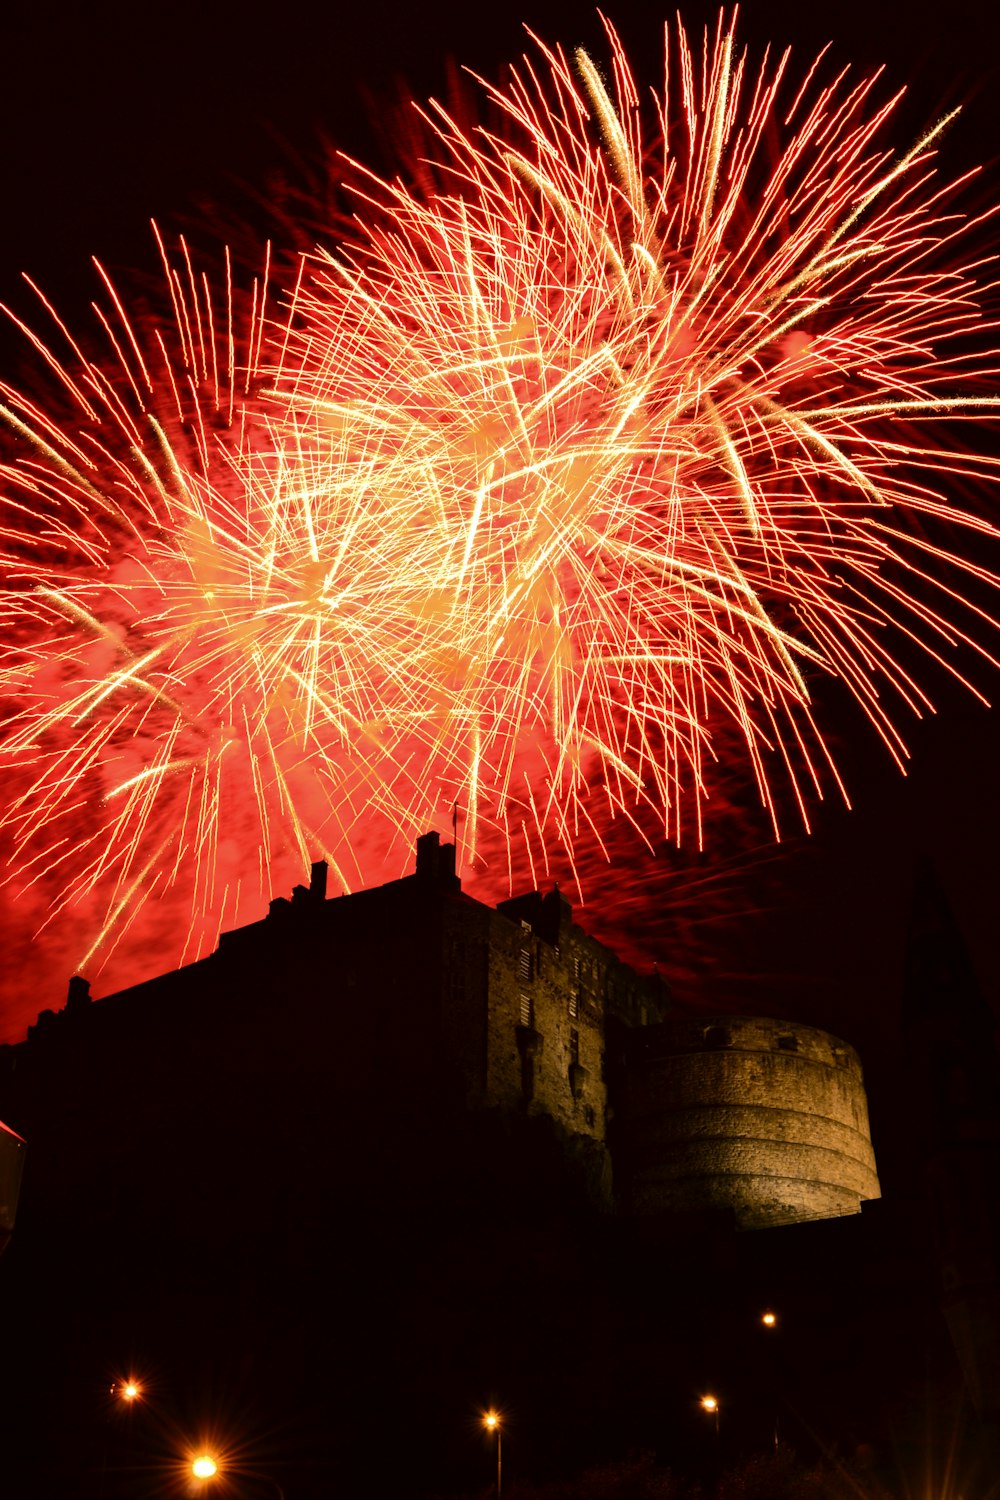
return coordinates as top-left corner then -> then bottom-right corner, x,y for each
481,915 -> 607,1141
618,1014 -> 881,1229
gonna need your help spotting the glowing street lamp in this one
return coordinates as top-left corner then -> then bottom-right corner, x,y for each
483,1410 -> 502,1498
760,1310 -> 781,1448
700,1394 -> 720,1435
100,1376 -> 146,1500
187,1451 -> 285,1498
108,1377 -> 143,1406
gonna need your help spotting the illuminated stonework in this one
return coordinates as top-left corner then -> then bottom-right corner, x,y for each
617,1015 -> 881,1228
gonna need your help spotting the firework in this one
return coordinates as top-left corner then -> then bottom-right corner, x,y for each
275,13 -> 1000,849
2,14 -> 1000,1014
0,234 -> 450,997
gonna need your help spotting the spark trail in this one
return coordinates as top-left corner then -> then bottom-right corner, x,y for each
2,14 -> 1000,1021
275,15 -> 1000,863
0,234 -> 447,1000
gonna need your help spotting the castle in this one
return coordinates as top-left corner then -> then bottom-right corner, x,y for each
7,835 -> 1000,1500
19,833 -> 990,1500
2,830 -> 879,1231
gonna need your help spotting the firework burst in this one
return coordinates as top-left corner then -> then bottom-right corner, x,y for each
0,234 -> 449,990
275,13 -> 1000,850
2,13 -> 1000,1009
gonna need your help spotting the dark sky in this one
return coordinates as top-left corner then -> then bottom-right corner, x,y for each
5,0 -> 999,315
4,20 -> 999,1494
2,0 -> 1000,1068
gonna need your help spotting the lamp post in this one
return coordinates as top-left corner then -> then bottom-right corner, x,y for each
760,1308 -> 780,1449
100,1375 -> 144,1497
700,1394 -> 720,1437
484,1410 -> 502,1499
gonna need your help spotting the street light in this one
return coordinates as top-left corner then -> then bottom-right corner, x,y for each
101,1376 -> 146,1500
760,1309 -> 781,1447
700,1394 -> 720,1436
108,1377 -> 143,1405
483,1410 -> 502,1498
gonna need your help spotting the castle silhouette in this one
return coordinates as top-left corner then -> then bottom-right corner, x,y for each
3,834 -> 998,1499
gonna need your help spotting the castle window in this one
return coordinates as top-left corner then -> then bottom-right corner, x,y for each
569,1028 -> 580,1066
519,992 -> 534,1028
518,946 -> 533,983
777,1034 -> 798,1053
704,1025 -> 730,1049
571,954 -> 584,1015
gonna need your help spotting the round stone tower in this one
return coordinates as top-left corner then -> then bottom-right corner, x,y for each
618,1015 -> 881,1229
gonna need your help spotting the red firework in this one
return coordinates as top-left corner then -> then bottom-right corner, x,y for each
277,14 -> 1000,840
1,14 -> 999,1028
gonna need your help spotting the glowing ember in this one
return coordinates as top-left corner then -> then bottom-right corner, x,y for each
1,15 -> 999,1013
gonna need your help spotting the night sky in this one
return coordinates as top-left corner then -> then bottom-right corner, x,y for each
2,0 -> 1000,1076
3,5 -> 1000,1497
